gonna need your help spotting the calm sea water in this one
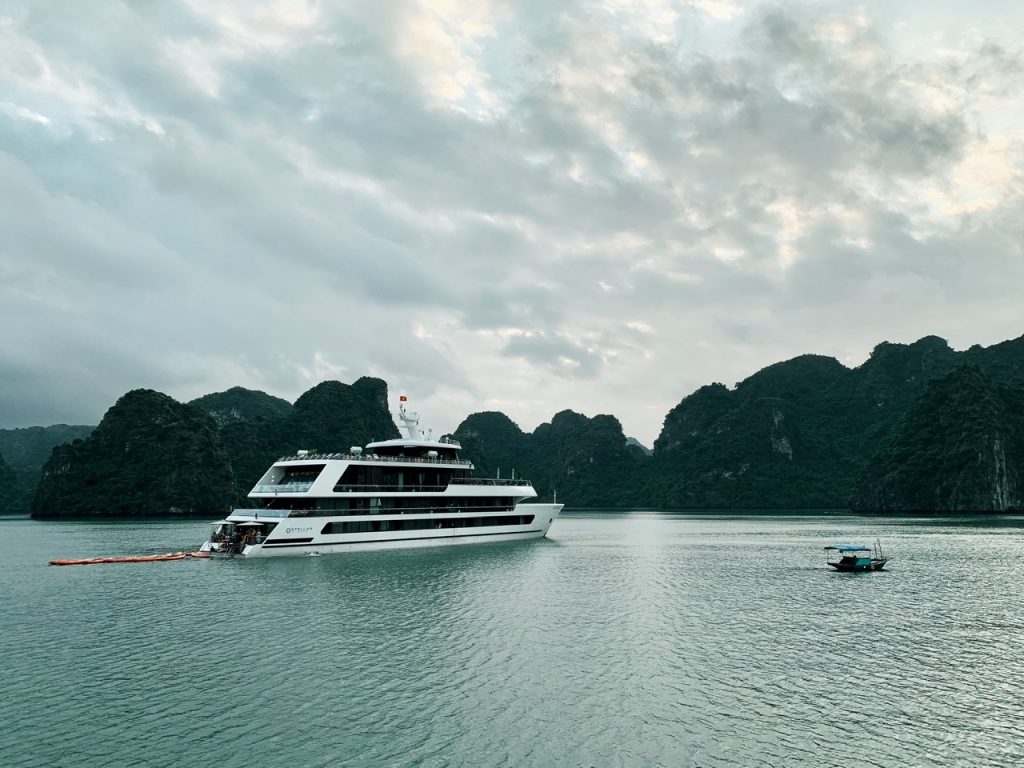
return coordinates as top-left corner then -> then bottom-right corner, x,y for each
3,511 -> 1024,767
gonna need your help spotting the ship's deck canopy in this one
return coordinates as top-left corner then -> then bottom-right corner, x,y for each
365,438 -> 462,450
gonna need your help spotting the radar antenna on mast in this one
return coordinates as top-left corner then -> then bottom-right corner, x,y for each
398,395 -> 422,440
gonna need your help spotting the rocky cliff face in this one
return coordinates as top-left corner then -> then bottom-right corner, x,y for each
851,366 -> 1024,512
31,390 -> 235,519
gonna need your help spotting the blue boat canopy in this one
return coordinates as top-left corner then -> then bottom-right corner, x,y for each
824,544 -> 872,552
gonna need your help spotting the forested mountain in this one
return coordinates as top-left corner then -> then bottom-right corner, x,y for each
0,452 -> 24,515
216,377 -> 400,502
851,366 -> 1024,512
15,333 -> 1024,517
451,411 -> 528,482
0,424 -> 96,470
453,409 -> 646,507
189,387 -> 293,426
32,390 -> 234,519
30,378 -> 401,517
645,335 -> 1024,509
0,424 -> 94,514
649,356 -> 853,507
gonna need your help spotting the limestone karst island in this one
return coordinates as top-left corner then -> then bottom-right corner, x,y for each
4,333 -> 1022,520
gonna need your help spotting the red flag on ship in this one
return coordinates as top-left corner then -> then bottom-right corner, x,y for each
400,395 -> 408,401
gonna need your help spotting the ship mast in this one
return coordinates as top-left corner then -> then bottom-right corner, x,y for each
398,396 -> 422,440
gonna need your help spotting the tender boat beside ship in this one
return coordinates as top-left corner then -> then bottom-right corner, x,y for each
201,397 -> 562,558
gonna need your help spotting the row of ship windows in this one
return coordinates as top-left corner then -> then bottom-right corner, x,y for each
281,497 -> 515,517
279,466 -> 463,490
291,505 -> 515,518
321,515 -> 535,534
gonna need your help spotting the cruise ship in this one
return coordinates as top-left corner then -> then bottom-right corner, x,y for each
201,397 -> 562,557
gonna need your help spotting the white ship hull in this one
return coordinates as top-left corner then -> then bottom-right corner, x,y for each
203,503 -> 562,558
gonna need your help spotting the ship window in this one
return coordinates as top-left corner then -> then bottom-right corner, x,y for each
279,465 -> 326,484
444,497 -> 515,512
322,515 -> 535,534
302,497 -> 516,517
334,465 -> 456,492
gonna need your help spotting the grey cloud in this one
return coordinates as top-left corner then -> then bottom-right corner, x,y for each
502,332 -> 604,378
0,2 -> 1022,443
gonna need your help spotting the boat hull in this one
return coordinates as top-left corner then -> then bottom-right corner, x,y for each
245,527 -> 548,557
827,559 -> 888,572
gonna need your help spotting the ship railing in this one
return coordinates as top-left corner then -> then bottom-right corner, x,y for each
331,480 -> 532,491
332,484 -> 450,493
277,453 -> 473,467
449,478 -> 532,487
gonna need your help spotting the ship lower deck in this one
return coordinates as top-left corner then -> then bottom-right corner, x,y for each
203,503 -> 563,558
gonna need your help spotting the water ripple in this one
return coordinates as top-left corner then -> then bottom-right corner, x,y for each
2,514 -> 1024,766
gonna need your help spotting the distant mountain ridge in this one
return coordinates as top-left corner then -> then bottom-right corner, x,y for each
0,452 -> 23,514
12,332 -> 1024,517
0,424 -> 96,471
0,424 -> 94,515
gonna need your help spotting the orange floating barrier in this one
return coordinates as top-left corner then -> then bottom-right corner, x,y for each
49,551 -> 208,566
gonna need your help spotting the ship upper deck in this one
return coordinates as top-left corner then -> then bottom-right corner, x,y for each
365,436 -> 462,451
274,451 -> 472,467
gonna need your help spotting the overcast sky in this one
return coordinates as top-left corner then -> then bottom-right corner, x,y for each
2,1 -> 1023,445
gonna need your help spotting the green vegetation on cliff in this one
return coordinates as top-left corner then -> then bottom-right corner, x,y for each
0,424 -> 95,471
189,387 -> 293,426
17,333 -> 1024,517
646,335 -> 1024,509
29,378 -> 402,517
32,390 -> 234,519
450,411 -> 527,481
0,424 -> 95,514
289,378 -> 399,449
650,357 -> 853,507
851,366 -> 1024,512
0,452 -> 24,515
453,409 -> 645,507
526,411 -> 646,506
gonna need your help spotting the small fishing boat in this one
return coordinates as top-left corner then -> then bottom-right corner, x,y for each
825,541 -> 889,572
